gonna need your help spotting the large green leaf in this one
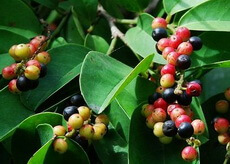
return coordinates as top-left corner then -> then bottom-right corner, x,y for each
125,13 -> 166,64
0,0 -> 41,36
28,139 -> 90,164
20,44 -> 90,111
11,112 -> 64,164
179,0 -> 230,31
129,104 -> 200,164
113,0 -> 150,12
33,0 -> 59,9
84,34 -> 109,53
163,0 -> 208,15
36,124 -> 54,146
80,51 -> 153,113
0,88 -> 33,141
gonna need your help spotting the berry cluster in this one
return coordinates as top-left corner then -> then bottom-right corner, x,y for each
2,35 -> 51,93
52,94 -> 109,154
212,88 -> 230,145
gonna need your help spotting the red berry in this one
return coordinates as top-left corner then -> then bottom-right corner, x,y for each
153,98 -> 168,111
26,60 -> 41,70
191,119 -> 205,135
177,42 -> 193,55
30,35 -> 46,50
2,66 -> 16,80
26,43 -> 36,57
162,47 -> 175,60
218,133 -> 230,145
157,38 -> 170,52
152,108 -> 167,122
156,86 -> 166,94
141,104 -> 155,117
169,35 -> 183,49
176,27 -> 191,41
167,51 -> 180,66
181,146 -> 197,161
146,114 -> 156,129
215,100 -> 229,113
160,64 -> 176,76
224,87 -> 230,101
167,104 -> 181,115
186,82 -> 202,96
151,17 -> 167,29
160,74 -> 175,88
8,79 -> 21,93
175,115 -> 192,128
170,107 -> 186,121
214,118 -> 229,134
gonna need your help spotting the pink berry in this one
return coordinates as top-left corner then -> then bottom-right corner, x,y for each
162,47 -> 175,60
151,17 -> 167,29
191,119 -> 205,135
169,35 -> 183,49
160,74 -> 175,88
26,60 -> 41,70
214,118 -> 229,134
8,79 -> 21,93
154,98 -> 168,111
2,66 -> 16,80
176,27 -> 191,41
167,104 -> 181,115
160,64 -> 176,76
157,38 -> 170,52
152,108 -> 167,122
177,42 -> 193,55
175,115 -> 192,128
170,107 -> 186,121
181,146 -> 198,161
167,51 -> 181,66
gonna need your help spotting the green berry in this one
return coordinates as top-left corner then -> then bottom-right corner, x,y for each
68,114 -> 84,129
15,44 -> 30,59
78,106 -> 91,121
53,138 -> 68,154
159,136 -> 173,144
79,124 -> 94,140
153,122 -> 164,137
53,125 -> 66,136
95,114 -> 109,126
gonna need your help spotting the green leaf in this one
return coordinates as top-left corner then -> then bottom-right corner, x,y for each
11,112 -> 64,164
0,0 -> 41,35
125,13 -> 166,64
0,88 -> 33,141
20,44 -> 90,111
36,124 -> 54,146
49,37 -> 68,49
33,0 -> 59,9
129,103 -> 200,164
84,34 -> 109,53
163,0 -> 208,15
80,51 -> 153,113
179,0 -> 230,31
113,0 -> 150,12
28,139 -> 90,164
0,143 -> 11,164
0,53 -> 15,74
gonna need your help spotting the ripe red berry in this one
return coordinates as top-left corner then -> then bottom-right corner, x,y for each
26,60 -> 41,70
176,27 -> 191,41
152,108 -> 167,122
175,114 -> 192,128
167,51 -> 180,66
186,82 -> 202,97
153,98 -> 168,111
2,66 -> 16,80
191,119 -> 205,135
170,107 -> 186,121
53,138 -> 68,154
157,38 -> 170,52
160,74 -> 175,88
151,18 -> 167,29
181,146 -> 197,161
30,35 -> 47,49
8,79 -> 21,93
141,104 -> 155,118
224,87 -> 230,101
214,117 -> 229,134
215,100 -> 229,113
177,42 -> 193,55
169,35 -> 183,49
160,64 -> 176,76
26,43 -> 36,57
162,47 -> 175,60
218,133 -> 230,145
167,104 -> 181,115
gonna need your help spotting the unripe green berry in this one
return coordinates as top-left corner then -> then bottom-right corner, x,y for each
79,124 -> 94,140
95,114 -> 109,126
77,106 -> 91,121
153,122 -> 164,137
15,44 -> 30,59
94,123 -> 107,135
68,114 -> 84,129
159,136 -> 172,144
92,124 -> 106,140
53,125 -> 66,136
53,138 -> 68,154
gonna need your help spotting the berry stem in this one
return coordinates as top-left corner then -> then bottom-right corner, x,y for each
167,24 -> 176,34
166,15 -> 172,24
223,143 -> 230,164
174,71 -> 185,95
106,37 -> 118,55
115,18 -> 138,25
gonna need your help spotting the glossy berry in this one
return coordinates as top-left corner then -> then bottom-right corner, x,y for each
15,44 -> 30,59
214,117 -> 229,134
40,64 -> 47,78
153,122 -> 164,137
186,82 -> 202,97
35,51 -> 51,64
93,124 -> 106,140
2,66 -> 16,80
215,100 -> 229,113
146,114 -> 156,129
160,74 -> 175,88
159,136 -> 172,144
26,60 -> 41,70
94,123 -> 107,135
177,42 -> 193,55
175,115 -> 192,128
167,104 -> 181,115
53,125 -> 66,136
16,76 -> 32,91
191,119 -> 205,135
156,86 -> 166,94
30,79 -> 39,89
63,106 -> 78,121
162,88 -> 177,103
181,146 -> 197,161
141,104 -> 154,117
148,92 -> 162,104
68,114 -> 84,129
30,35 -> 46,49
152,108 -> 167,122
170,107 -> 186,121
160,64 -> 176,76
155,44 -> 162,54
176,27 -> 191,41
152,28 -> 168,41
73,135 -> 88,149
189,80 -> 202,88
151,18 -> 167,29
26,43 -> 36,57
157,38 -> 170,52
178,122 -> 194,138
79,124 -> 94,140
177,91 -> 192,106
162,47 -> 175,60
24,65 -> 40,80
153,98 -> 168,111
218,133 -> 230,145
224,87 -> 230,101
8,79 -> 21,94
70,94 -> 85,106
53,138 -> 68,154
167,51 -> 181,66
95,114 -> 109,126
177,55 -> 191,70
9,45 -> 21,61
189,36 -> 202,50
78,106 -> 91,121
163,120 -> 177,137
169,35 -> 183,49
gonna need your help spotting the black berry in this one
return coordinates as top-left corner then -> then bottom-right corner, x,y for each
177,55 -> 191,70
70,94 -> 85,106
40,63 -> 47,78
177,91 -> 192,106
16,75 -> 32,91
148,92 -> 162,104
189,36 -> 202,51
73,135 -> 88,150
152,28 -> 168,41
162,88 -> 177,103
63,106 -> 78,121
178,122 -> 194,138
163,120 -> 177,137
